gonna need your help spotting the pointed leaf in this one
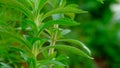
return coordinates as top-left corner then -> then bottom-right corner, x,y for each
38,0 -> 48,13
17,0 -> 33,8
61,29 -> 71,35
0,62 -> 11,68
59,0 -> 66,7
36,18 -> 79,36
97,0 -> 104,4
42,45 -> 93,59
42,5 -> 87,20
58,39 -> 91,55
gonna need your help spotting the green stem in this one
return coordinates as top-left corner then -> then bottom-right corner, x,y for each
31,16 -> 40,68
34,16 -> 40,28
49,24 -> 58,55
48,24 -> 58,68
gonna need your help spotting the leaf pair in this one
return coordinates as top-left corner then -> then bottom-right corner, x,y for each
42,4 -> 87,20
36,18 -> 79,36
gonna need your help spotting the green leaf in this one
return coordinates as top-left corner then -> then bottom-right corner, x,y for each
55,54 -> 69,67
42,45 -> 94,59
42,4 -> 87,20
61,29 -> 71,35
52,14 -> 63,20
25,0 -> 33,7
20,51 -> 28,61
58,39 -> 91,55
48,0 -> 66,8
97,0 -> 104,4
17,0 -> 33,8
20,51 -> 36,68
27,58 -> 36,68
38,0 -> 48,13
60,0 -> 66,7
31,38 -> 47,46
65,13 -> 75,20
48,51 -> 57,59
48,0 -> 61,8
32,0 -> 48,16
0,30 -> 32,50
0,62 -> 11,68
66,4 -> 79,8
37,60 -> 65,66
36,18 -> 79,36
0,0 -> 32,17
21,19 -> 37,31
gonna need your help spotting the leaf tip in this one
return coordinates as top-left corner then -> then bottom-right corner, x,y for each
97,0 -> 104,4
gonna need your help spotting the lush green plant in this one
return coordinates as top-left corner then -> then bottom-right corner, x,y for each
0,0 -> 93,68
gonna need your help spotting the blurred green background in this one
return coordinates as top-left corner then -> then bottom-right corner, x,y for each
0,0 -> 120,68
65,0 -> 120,68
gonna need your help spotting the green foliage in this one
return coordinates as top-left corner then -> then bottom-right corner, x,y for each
59,39 -> 91,55
42,4 -> 87,20
0,0 -> 92,68
42,45 -> 93,59
37,18 -> 79,36
97,0 -> 104,4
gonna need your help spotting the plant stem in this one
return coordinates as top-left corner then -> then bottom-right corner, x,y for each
32,16 -> 40,68
49,24 -> 58,55
49,24 -> 58,68
34,16 -> 40,28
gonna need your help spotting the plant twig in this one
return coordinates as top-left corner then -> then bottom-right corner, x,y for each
49,24 -> 58,68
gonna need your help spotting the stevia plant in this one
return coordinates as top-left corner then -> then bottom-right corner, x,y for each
0,0 -> 93,68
